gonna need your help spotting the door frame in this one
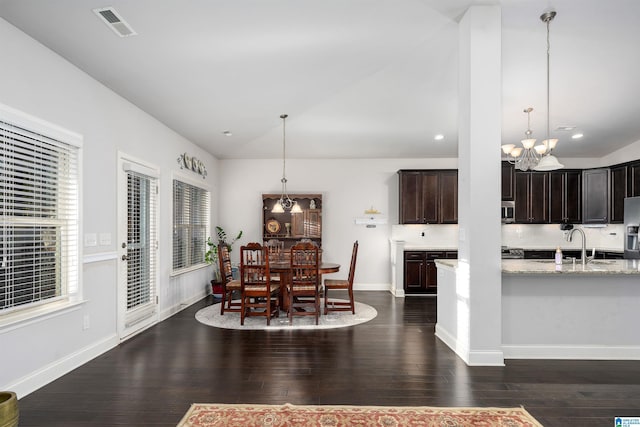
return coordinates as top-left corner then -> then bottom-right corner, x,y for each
116,151 -> 160,341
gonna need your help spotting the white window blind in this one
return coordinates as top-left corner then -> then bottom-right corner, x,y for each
1,117 -> 79,313
172,179 -> 209,272
126,171 -> 157,315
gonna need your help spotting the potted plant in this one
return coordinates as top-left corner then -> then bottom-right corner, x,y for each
206,226 -> 242,296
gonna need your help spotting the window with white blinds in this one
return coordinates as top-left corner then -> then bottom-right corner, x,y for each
172,179 -> 210,273
1,115 -> 79,314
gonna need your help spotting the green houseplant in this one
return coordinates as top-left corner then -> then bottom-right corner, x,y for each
205,226 -> 242,288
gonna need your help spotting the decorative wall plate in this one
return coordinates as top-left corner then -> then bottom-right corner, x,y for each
266,219 -> 281,234
182,154 -> 192,170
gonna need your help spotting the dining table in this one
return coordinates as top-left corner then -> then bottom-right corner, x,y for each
269,261 -> 340,312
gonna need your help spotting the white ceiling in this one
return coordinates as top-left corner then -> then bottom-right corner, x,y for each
1,0 -> 639,160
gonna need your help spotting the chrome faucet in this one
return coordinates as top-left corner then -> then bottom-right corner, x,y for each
566,228 -> 593,265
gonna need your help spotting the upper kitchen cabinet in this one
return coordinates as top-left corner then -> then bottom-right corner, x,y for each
549,170 -> 581,224
610,164 -> 628,223
398,170 -> 457,224
582,168 -> 609,224
628,162 -> 640,197
514,171 -> 550,223
608,161 -> 640,223
501,161 -> 515,201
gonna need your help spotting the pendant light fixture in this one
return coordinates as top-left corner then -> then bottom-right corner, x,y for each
502,107 -> 548,171
501,10 -> 564,171
272,114 -> 302,213
533,10 -> 563,171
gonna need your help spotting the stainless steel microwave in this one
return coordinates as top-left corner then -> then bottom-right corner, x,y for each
501,201 -> 515,223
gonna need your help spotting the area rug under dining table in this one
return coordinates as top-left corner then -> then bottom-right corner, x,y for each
176,402 -> 543,427
195,299 -> 377,330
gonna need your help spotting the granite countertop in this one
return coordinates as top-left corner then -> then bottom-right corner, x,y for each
436,258 -> 640,275
402,245 -> 457,251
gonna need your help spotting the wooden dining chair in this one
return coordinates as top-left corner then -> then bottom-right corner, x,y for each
324,240 -> 358,315
218,243 -> 241,315
264,239 -> 285,262
288,242 -> 320,325
239,242 -> 280,325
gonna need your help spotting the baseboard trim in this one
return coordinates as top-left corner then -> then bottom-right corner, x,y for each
159,291 -> 208,322
435,324 -> 504,366
353,283 -> 391,292
5,334 -> 119,398
503,344 -> 640,360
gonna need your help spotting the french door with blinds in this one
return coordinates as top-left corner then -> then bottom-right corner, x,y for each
117,156 -> 158,340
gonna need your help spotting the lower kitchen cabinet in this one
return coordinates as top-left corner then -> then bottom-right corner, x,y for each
404,250 -> 457,294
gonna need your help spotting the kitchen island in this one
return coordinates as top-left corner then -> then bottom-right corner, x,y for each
435,258 -> 640,363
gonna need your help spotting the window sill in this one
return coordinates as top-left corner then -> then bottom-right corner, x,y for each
170,262 -> 211,278
0,297 -> 86,333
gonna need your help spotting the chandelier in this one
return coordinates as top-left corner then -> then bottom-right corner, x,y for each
271,114 -> 302,213
502,107 -> 546,171
501,10 -> 564,172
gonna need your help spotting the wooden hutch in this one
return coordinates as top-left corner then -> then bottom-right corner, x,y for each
262,194 -> 322,251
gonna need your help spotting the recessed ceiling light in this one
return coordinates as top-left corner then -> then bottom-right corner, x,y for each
434,134 -> 444,141
571,133 -> 583,140
222,130 -> 232,136
556,125 -> 576,132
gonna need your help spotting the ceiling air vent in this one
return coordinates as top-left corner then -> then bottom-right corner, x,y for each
93,7 -> 137,37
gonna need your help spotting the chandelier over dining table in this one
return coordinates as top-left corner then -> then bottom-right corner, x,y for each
272,114 -> 302,213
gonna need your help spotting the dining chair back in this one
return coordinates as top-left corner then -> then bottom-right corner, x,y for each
288,242 -> 320,325
218,243 -> 241,315
239,242 -> 280,325
264,239 -> 285,262
324,240 -> 358,315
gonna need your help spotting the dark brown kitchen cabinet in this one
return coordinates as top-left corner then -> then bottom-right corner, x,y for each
514,171 -> 550,223
398,170 -> 457,224
403,250 -> 457,294
582,168 -> 609,224
629,162 -> 640,197
501,161 -> 515,200
439,171 -> 458,223
610,164 -> 628,223
549,170 -> 581,224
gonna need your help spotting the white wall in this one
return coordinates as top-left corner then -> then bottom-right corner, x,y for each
219,158 -> 457,288
0,18 -> 218,397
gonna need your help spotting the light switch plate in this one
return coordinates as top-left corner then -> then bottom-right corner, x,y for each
84,233 -> 97,247
99,233 -> 111,246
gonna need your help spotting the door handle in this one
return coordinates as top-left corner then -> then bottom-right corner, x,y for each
122,255 -> 128,261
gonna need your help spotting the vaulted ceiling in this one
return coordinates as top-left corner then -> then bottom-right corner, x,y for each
1,0 -> 639,160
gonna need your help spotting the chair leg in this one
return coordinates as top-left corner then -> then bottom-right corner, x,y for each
289,292 -> 294,325
240,296 -> 245,325
315,295 -> 319,325
266,297 -> 271,326
220,289 -> 229,315
349,289 -> 355,314
323,287 -> 329,315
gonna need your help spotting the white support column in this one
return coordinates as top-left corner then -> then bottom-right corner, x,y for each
456,5 -> 504,365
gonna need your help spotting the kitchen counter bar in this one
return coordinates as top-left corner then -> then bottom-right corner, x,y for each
435,258 -> 640,362
436,258 -> 640,275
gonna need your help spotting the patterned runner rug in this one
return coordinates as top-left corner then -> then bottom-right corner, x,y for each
177,402 -> 543,427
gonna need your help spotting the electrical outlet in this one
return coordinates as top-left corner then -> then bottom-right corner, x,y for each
83,314 -> 90,330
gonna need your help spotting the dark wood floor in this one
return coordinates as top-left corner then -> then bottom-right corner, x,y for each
17,292 -> 640,426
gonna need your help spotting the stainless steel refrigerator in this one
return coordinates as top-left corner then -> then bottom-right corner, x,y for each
624,196 -> 640,259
